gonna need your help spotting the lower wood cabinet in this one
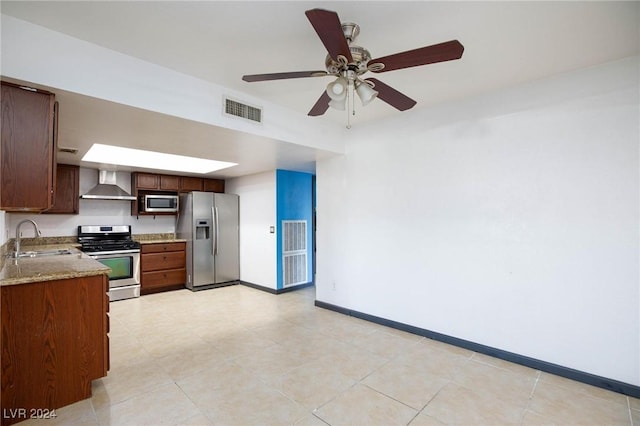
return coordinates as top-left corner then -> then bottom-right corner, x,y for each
1,274 -> 109,426
140,242 -> 186,295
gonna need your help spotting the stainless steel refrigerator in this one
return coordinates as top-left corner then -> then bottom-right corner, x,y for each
177,192 -> 239,290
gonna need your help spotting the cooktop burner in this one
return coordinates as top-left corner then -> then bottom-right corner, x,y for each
80,240 -> 141,253
78,225 -> 140,253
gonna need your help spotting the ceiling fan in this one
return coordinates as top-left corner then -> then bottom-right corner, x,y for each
242,8 -> 464,126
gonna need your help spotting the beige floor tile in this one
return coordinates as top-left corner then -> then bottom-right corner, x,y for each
419,337 -> 475,358
422,382 -> 525,424
315,315 -> 380,342
18,399 -> 98,426
277,333 -> 352,362
108,341 -> 152,371
528,380 -> 630,425
285,308 -> 343,331
266,359 -> 357,409
181,368 -> 307,426
95,383 -> 201,425
251,321 -> 315,344
631,407 -> 640,425
136,328 -> 211,359
314,384 -> 417,426
470,352 -> 540,378
451,358 -> 537,406
314,344 -> 390,381
363,360 -> 450,410
394,339 -> 470,379
631,395 -> 640,411
91,358 -> 174,411
352,329 -> 422,358
408,411 -> 447,426
210,331 -> 277,360
176,414 -> 214,426
294,413 -> 331,426
538,372 -> 628,406
231,342 -> 312,381
154,342 -> 227,381
176,358 -> 255,397
520,409 -> 560,425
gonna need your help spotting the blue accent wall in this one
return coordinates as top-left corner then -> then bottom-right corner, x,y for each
276,169 -> 314,289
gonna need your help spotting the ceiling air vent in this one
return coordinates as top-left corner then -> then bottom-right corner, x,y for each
224,97 -> 262,123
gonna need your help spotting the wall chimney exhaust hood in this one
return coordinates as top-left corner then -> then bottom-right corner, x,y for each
80,170 -> 136,201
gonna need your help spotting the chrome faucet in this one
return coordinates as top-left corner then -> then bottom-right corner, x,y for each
15,219 -> 42,256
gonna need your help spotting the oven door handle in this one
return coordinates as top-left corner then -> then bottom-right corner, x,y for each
87,249 -> 141,256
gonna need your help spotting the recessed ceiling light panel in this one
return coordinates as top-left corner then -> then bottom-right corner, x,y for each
81,144 -> 237,174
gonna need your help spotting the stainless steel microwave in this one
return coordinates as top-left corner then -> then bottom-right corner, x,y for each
141,194 -> 179,212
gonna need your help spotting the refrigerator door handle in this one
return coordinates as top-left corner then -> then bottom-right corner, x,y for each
212,206 -> 217,256
214,206 -> 220,255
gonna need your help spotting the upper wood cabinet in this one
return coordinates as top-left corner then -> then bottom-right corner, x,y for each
1,81 -> 58,211
203,178 -> 225,193
44,164 -> 79,214
131,172 -> 225,215
179,176 -> 203,192
133,172 -> 181,192
133,172 -> 159,190
160,175 -> 180,191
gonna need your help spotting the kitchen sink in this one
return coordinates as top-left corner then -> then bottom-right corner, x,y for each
8,249 -> 75,258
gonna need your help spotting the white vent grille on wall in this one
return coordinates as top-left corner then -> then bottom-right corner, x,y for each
282,220 -> 307,287
224,98 -> 262,123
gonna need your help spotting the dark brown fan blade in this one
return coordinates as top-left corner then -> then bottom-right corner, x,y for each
305,9 -> 353,63
368,40 -> 464,73
365,78 -> 417,111
308,91 -> 331,116
243,71 -> 328,82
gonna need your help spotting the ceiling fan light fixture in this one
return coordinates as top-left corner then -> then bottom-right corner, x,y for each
355,80 -> 378,106
327,76 -> 348,110
327,77 -> 348,100
328,98 -> 346,111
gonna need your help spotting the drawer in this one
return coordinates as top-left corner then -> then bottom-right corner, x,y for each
141,251 -> 185,272
141,242 -> 185,254
141,268 -> 186,289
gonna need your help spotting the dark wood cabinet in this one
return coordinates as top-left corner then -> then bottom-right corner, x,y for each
131,172 -> 225,216
140,242 -> 186,295
1,81 -> 57,211
1,274 -> 109,426
133,172 -> 159,190
204,178 -> 225,193
44,164 -> 79,214
160,175 -> 180,191
133,173 -> 181,191
180,176 -> 203,192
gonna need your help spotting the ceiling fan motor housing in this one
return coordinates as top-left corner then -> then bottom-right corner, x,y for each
323,22 -> 371,76
325,45 -> 371,75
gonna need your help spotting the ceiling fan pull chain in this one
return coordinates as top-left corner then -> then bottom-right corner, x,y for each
346,80 -> 353,129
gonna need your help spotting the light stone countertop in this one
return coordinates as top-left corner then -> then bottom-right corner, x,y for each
0,232 -> 187,287
0,244 -> 110,287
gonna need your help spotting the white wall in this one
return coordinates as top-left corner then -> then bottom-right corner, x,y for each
316,57 -> 640,386
6,167 -> 174,239
226,171 -> 277,289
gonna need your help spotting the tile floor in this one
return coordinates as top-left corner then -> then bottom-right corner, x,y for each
20,285 -> 639,426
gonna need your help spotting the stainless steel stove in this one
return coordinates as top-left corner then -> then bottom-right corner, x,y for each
78,225 -> 141,301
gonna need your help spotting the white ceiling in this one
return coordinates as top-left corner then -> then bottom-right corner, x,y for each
1,1 -> 638,177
